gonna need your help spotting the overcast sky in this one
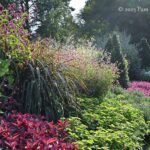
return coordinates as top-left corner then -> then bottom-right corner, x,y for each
70,0 -> 87,16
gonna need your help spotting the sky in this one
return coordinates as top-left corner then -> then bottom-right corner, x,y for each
69,0 -> 87,16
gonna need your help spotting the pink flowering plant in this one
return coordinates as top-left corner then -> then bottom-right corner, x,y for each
128,81 -> 150,97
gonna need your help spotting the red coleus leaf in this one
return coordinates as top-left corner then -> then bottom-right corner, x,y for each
5,141 -> 17,148
0,111 -> 77,150
32,141 -> 39,148
26,141 -> 39,149
12,133 -> 20,140
46,138 -> 57,145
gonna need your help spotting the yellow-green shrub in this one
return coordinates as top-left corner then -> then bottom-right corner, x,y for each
67,98 -> 148,149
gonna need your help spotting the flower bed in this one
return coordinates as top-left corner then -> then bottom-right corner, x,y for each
128,81 -> 150,97
0,111 -> 77,150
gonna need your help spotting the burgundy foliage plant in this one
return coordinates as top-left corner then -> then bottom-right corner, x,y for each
0,112 -> 77,150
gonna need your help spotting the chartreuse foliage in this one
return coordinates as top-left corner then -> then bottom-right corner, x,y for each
108,87 -> 150,149
0,59 -> 13,104
111,86 -> 150,121
67,97 -> 148,149
0,59 -> 9,78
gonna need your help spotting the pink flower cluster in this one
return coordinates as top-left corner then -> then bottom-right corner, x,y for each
0,112 -> 77,150
128,81 -> 150,97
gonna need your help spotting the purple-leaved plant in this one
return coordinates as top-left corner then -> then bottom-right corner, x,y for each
0,111 -> 78,150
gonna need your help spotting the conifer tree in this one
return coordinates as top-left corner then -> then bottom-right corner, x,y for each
105,34 -> 129,88
105,36 -> 113,54
139,38 -> 150,68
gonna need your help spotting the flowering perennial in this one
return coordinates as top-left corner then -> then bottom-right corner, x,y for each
128,81 -> 150,97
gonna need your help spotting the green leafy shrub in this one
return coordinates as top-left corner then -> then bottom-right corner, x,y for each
67,98 -> 148,149
0,59 -> 10,78
110,87 -> 150,121
109,87 -> 150,148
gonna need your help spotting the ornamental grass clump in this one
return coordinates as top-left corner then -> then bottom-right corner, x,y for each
49,45 -> 118,97
15,40 -> 83,121
78,47 -> 118,97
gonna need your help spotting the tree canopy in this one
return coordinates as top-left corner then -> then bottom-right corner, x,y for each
1,0 -> 76,41
81,0 -> 150,44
